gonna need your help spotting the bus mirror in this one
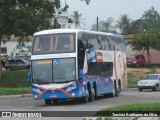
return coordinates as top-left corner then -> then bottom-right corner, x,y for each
27,72 -> 31,82
79,69 -> 84,79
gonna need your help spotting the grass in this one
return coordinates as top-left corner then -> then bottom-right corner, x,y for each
0,67 -> 158,95
1,71 -> 30,88
127,72 -> 138,88
96,103 -> 160,116
0,70 -> 31,95
0,87 -> 31,95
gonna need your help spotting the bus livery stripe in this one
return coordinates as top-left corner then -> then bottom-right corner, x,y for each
36,88 -> 51,100
114,51 -> 118,80
56,88 -> 75,98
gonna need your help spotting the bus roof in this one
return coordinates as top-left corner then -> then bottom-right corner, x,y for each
34,29 -> 123,38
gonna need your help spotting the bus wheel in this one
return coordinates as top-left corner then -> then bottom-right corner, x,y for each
111,82 -> 116,97
81,89 -> 89,103
45,99 -> 52,105
93,83 -> 97,99
89,88 -> 94,101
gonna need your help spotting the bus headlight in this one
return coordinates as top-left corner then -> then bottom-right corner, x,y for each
66,85 -> 76,92
33,88 -> 41,93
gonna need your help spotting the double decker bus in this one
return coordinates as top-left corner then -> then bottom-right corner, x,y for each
28,29 -> 127,104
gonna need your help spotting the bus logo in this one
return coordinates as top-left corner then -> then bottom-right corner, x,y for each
86,49 -> 96,64
96,52 -> 103,62
53,59 -> 59,65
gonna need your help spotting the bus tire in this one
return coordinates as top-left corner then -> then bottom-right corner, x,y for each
45,99 -> 52,105
111,81 -> 116,97
93,83 -> 97,99
81,89 -> 89,103
89,88 -> 94,101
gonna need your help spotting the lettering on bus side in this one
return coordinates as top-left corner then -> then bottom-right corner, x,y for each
86,49 -> 96,64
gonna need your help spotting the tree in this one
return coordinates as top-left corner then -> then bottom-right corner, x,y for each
127,30 -> 160,64
0,0 -> 90,78
116,14 -> 132,34
91,17 -> 117,33
102,18 -> 117,33
70,11 -> 85,29
0,0 -> 60,78
129,7 -> 160,34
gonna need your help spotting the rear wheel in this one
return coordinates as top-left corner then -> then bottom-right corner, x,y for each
45,99 -> 52,105
89,88 -> 94,101
111,82 -> 116,97
93,83 -> 97,99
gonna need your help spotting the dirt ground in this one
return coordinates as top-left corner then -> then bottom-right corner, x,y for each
127,67 -> 160,80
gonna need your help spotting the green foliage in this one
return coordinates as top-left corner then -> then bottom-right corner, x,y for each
1,71 -> 30,88
91,17 -> 117,33
129,7 -> 160,34
0,0 -> 59,42
70,11 -> 85,29
96,103 -> 160,116
116,14 -> 131,34
127,72 -> 138,88
0,87 -> 31,95
127,30 -> 160,64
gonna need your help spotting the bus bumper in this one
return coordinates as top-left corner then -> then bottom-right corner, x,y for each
32,84 -> 85,100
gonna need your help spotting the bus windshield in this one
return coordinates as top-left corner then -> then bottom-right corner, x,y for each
32,33 -> 75,55
32,58 -> 76,84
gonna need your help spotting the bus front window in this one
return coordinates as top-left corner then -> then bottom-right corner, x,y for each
53,58 -> 76,83
32,33 -> 75,54
32,60 -> 52,84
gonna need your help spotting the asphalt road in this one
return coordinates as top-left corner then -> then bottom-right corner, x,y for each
0,89 -> 160,119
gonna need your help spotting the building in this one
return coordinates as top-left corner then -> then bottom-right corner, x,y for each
124,34 -> 160,64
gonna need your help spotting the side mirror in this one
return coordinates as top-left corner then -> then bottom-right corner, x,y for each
79,69 -> 84,79
27,71 -> 31,82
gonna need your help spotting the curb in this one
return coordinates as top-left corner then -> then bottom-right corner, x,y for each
0,94 -> 32,99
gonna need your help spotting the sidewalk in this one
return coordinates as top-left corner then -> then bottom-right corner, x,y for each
0,94 -> 32,99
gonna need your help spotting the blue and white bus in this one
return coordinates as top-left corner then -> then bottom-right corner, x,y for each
29,29 -> 127,104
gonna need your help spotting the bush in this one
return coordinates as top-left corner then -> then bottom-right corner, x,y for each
0,71 -> 31,88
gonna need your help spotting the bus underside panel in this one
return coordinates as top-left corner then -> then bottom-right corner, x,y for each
32,81 -> 85,100
83,76 -> 113,95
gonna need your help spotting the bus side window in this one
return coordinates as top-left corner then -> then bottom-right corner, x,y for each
78,40 -> 86,69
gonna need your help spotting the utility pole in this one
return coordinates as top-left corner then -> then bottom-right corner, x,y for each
97,16 -> 99,31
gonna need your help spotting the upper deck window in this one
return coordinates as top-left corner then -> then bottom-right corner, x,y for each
32,33 -> 75,55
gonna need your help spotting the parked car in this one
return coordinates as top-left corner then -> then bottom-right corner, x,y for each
137,74 -> 160,92
126,54 -> 146,68
5,59 -> 30,70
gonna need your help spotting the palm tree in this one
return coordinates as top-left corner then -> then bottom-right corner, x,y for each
116,14 -> 131,34
70,11 -> 85,29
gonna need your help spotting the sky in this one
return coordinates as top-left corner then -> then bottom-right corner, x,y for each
61,0 -> 160,30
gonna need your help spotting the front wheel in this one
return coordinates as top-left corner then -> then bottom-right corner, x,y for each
81,90 -> 89,103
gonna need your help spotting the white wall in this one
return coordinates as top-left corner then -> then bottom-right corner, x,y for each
1,41 -> 32,56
